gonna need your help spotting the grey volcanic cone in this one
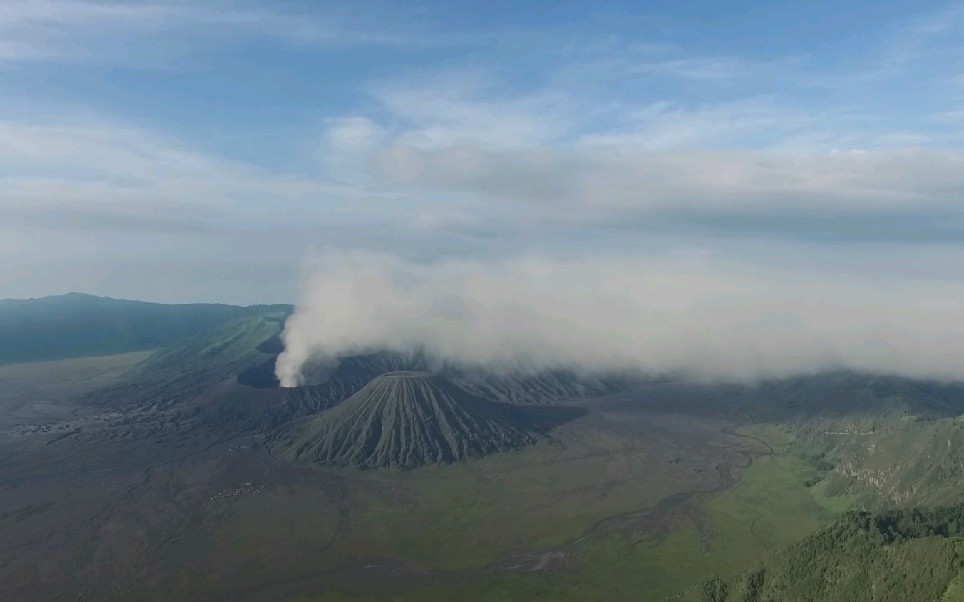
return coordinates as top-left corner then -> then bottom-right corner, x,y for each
280,371 -> 541,469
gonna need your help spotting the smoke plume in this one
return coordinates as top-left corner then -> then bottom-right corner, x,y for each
276,251 -> 964,387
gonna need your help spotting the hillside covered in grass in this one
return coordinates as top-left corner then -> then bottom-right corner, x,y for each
755,372 -> 964,509
0,292 -> 291,364
672,506 -> 964,602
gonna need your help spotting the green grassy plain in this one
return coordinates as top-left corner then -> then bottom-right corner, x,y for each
297,424 -> 851,602
339,436 -> 687,570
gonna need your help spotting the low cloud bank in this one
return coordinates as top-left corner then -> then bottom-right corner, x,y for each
373,146 -> 964,214
276,252 -> 964,387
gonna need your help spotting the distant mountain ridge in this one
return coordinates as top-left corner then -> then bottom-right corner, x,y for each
0,292 -> 291,365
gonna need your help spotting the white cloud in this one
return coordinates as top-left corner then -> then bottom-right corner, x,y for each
623,56 -> 778,81
372,76 -> 570,149
935,109 -> 964,122
310,72 -> 964,219
322,116 -> 386,156
277,251 -> 964,386
578,98 -> 814,150
7,0 -> 964,312
368,142 -> 964,216
0,0 -> 427,65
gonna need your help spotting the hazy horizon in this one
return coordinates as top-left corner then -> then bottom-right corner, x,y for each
0,290 -> 293,307
5,1 -> 964,381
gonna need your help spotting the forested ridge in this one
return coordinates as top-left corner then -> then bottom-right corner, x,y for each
673,506 -> 964,601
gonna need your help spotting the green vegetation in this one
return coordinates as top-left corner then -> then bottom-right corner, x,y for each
673,506 -> 964,602
788,414 -> 964,509
329,470 -> 959,602
295,424 -> 849,602
0,292 -> 290,365
555,427 -> 847,601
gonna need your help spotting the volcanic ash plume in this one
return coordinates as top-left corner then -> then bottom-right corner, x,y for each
276,251 -> 964,387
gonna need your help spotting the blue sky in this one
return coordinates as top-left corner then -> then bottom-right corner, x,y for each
3,0 -> 964,304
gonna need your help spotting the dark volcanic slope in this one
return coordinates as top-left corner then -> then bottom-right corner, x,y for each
88,315 -> 285,409
280,371 -> 541,469
447,367 -> 638,405
286,352 -> 638,408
